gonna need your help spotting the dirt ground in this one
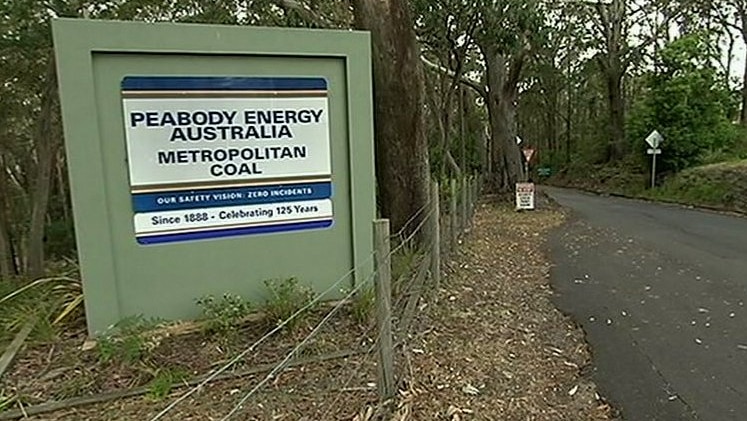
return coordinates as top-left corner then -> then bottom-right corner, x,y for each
394,196 -> 619,420
1,196 -> 619,420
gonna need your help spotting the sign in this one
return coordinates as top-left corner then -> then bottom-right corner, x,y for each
644,130 -> 664,189
516,136 -> 522,145
121,76 -> 334,245
645,130 -> 663,148
537,167 -> 551,177
515,182 -> 535,210
53,18 -> 376,335
522,148 -> 535,162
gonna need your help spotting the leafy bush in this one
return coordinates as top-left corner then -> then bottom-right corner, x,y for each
96,315 -> 165,364
627,33 -> 740,173
195,292 -> 252,337
263,277 -> 316,331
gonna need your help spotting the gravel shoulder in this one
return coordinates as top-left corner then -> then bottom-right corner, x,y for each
398,196 -> 619,420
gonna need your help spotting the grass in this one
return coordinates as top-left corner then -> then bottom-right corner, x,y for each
550,159 -> 747,213
195,292 -> 252,341
146,367 -> 188,401
96,315 -> 168,365
644,178 -> 732,206
263,277 -> 316,332
0,259 -> 84,348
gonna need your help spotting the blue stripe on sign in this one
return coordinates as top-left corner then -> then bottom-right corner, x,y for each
121,76 -> 327,91
132,182 -> 332,213
137,219 -> 333,245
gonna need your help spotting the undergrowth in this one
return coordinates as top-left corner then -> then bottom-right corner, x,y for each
263,277 -> 316,332
195,292 -> 252,344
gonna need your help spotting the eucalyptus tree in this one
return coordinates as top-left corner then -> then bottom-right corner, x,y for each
352,0 -> 431,235
706,0 -> 747,125
414,0 -> 481,178
415,0 -> 547,191
0,0 -> 74,278
472,0 -> 547,190
562,0 -> 690,161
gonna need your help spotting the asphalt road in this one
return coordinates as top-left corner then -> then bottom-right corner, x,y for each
544,187 -> 747,421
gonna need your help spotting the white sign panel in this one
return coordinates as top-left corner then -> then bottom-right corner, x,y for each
515,182 -> 535,210
645,130 -> 663,148
121,76 -> 334,245
647,148 -> 662,155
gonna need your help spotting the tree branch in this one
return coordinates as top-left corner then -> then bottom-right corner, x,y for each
420,56 -> 487,100
272,0 -> 346,27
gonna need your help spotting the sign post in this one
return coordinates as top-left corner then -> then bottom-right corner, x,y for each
645,130 -> 663,189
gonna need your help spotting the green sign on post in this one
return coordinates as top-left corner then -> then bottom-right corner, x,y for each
52,18 -> 376,335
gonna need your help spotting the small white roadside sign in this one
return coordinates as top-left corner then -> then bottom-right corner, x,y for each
515,182 -> 535,210
645,130 -> 664,188
645,130 -> 663,148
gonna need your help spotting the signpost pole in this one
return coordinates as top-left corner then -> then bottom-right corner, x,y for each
645,130 -> 663,190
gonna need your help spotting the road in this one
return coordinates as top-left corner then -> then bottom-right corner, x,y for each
544,187 -> 747,421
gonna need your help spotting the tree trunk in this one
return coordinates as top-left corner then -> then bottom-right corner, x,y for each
741,24 -> 747,126
483,46 -> 524,192
606,67 -> 626,161
26,56 -> 59,279
0,155 -> 14,278
352,0 -> 430,237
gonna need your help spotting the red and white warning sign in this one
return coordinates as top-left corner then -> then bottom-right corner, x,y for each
515,182 -> 535,210
522,148 -> 535,162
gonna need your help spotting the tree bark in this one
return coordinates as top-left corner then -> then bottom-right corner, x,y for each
0,155 -> 14,278
594,0 -> 628,162
741,21 -> 747,126
26,56 -> 59,279
352,0 -> 430,237
482,45 -> 525,192
606,66 -> 626,161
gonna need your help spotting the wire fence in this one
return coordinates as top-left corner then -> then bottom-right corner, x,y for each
147,174 -> 482,421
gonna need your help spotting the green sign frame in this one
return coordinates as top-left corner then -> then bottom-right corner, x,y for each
52,18 -> 375,335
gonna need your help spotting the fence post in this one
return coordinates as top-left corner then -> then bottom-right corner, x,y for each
471,176 -> 476,215
460,175 -> 468,229
466,176 -> 474,223
373,219 -> 395,401
429,181 -> 441,289
473,175 -> 479,214
450,178 -> 458,250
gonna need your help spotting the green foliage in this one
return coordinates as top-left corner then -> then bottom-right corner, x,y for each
0,390 -> 13,413
0,264 -> 85,342
648,176 -> 731,206
44,219 -> 77,260
195,292 -> 252,336
96,315 -> 165,364
146,367 -> 188,401
0,278 -> 44,344
346,285 -> 375,326
642,160 -> 747,210
392,246 -> 420,283
627,33 -> 740,173
262,277 -> 316,331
